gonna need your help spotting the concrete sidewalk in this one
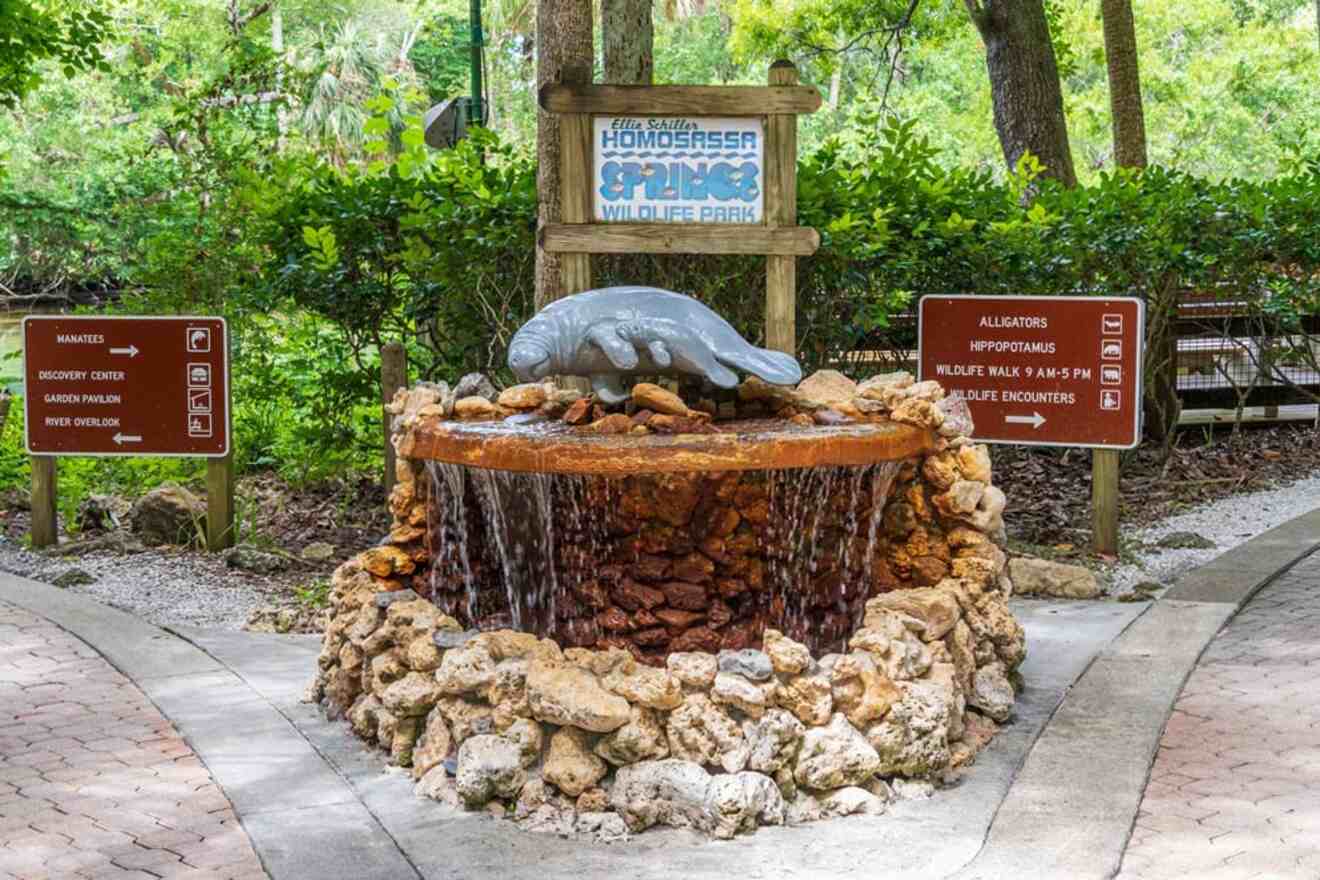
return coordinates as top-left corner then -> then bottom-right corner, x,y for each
1,503 -> 1316,880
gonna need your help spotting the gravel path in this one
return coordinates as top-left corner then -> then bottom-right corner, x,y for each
0,540 -> 283,630
1105,470 -> 1320,594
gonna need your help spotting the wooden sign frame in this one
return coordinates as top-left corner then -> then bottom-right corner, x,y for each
537,61 -> 821,355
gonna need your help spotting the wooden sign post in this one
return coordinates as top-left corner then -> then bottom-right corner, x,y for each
22,316 -> 234,551
538,60 -> 821,356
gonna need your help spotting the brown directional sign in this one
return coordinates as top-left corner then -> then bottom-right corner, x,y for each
23,316 -> 229,457
918,295 -> 1144,449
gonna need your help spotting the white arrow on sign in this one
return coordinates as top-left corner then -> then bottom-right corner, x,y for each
109,345 -> 140,357
112,432 -> 143,445
1005,412 -> 1047,430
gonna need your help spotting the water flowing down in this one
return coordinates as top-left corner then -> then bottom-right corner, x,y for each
424,461 -> 904,655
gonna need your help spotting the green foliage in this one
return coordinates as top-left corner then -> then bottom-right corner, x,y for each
0,0 -> 111,108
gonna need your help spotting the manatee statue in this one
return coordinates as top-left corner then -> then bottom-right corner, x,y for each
508,286 -> 802,404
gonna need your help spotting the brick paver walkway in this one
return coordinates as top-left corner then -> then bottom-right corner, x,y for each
1118,551 -> 1320,880
0,602 -> 266,880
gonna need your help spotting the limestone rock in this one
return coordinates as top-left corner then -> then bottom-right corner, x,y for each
380,672 -> 440,717
892,778 -> 936,800
936,393 -> 975,438
717,649 -> 773,682
347,694 -> 382,742
543,727 -> 607,796
411,708 -> 453,779
1007,557 -> 1103,599
794,713 -> 881,790
575,788 -> 609,813
786,786 -> 887,825
856,371 -> 913,402
130,485 -> 205,546
865,680 -> 951,777
632,382 -> 690,416
435,642 -> 496,696
501,718 -> 543,768
666,693 -> 748,772
404,634 -> 443,673
864,587 -> 960,641
711,672 -> 772,718
526,659 -> 630,732
762,629 -> 811,675
850,612 -> 934,682
435,695 -> 493,745
774,670 -> 833,726
454,396 -> 498,419
610,759 -> 713,833
600,663 -> 683,710
575,811 -> 629,842
744,709 -> 805,774
414,766 -> 462,807
498,383 -> 549,410
796,370 -> 857,407
222,544 -> 290,574
827,653 -> 901,728
969,661 -> 1015,722
595,705 -> 670,766
453,372 -> 498,401
667,652 -> 717,689
455,734 -> 525,807
704,771 -> 785,839
956,444 -> 992,483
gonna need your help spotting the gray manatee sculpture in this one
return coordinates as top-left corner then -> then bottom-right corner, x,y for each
507,286 -> 802,404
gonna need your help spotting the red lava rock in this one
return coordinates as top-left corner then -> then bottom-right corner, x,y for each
911,555 -> 951,586
613,578 -> 666,611
592,404 -> 607,422
631,409 -> 655,426
660,580 -> 708,611
715,578 -> 748,599
598,607 -> 634,631
574,579 -> 611,609
632,554 -> 671,582
719,624 -> 753,652
698,537 -> 728,563
670,626 -> 721,653
633,627 -> 671,648
654,608 -> 705,628
707,599 -> 733,629
633,608 -> 660,627
562,397 -> 592,426
671,552 -> 715,585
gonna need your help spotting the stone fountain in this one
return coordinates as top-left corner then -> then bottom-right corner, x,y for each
309,287 -> 1025,839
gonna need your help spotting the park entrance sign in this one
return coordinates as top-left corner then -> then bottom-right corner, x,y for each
918,295 -> 1144,449
23,316 -> 230,457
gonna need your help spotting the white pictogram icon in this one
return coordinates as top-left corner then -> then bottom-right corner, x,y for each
188,363 -> 211,387
1102,313 -> 1123,334
1101,365 -> 1122,386
1101,390 -> 1121,410
1101,339 -> 1122,361
186,327 -> 212,353
188,389 -> 212,413
188,413 -> 213,437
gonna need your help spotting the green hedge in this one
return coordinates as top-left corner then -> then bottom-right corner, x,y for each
255,118 -> 1320,387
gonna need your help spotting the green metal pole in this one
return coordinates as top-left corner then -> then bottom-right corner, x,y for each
470,0 -> 484,126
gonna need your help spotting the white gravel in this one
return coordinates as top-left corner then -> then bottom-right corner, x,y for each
0,540 -> 284,629
1105,469 -> 1320,594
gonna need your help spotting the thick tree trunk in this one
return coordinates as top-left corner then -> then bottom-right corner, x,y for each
603,0 -> 653,85
1100,0 -> 1146,168
535,0 -> 593,309
964,0 -> 1077,187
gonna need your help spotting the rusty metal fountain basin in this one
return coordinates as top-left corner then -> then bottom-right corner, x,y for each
396,415 -> 940,660
397,416 -> 936,475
